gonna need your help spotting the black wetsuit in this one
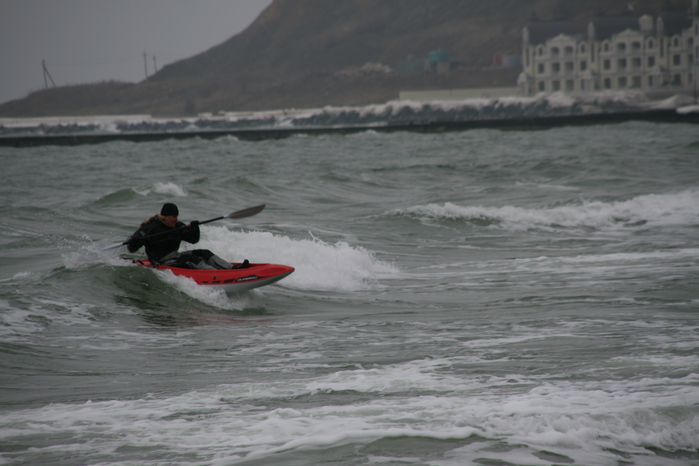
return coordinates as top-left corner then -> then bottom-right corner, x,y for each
127,218 -> 200,265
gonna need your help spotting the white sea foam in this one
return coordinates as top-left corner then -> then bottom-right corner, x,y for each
133,182 -> 188,197
1,357 -> 696,466
190,226 -> 400,292
401,190 -> 699,231
152,182 -> 188,196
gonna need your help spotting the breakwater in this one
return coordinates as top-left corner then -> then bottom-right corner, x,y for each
2,92 -> 698,147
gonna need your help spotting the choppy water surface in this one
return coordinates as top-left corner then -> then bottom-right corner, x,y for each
1,122 -> 698,466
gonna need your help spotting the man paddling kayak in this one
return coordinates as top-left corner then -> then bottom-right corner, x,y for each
126,203 -> 249,270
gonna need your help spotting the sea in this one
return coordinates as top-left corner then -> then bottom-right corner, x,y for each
1,120 -> 698,466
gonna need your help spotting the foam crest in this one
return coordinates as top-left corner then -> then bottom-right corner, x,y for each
133,182 -> 188,197
403,190 -> 699,231
192,226 -> 400,292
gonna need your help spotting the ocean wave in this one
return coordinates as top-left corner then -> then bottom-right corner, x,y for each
89,188 -> 139,206
1,358 -> 696,466
396,190 -> 699,231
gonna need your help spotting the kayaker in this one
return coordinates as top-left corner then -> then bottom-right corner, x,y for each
126,203 -> 249,270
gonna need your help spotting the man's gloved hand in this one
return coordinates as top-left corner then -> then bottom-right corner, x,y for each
188,220 -> 200,229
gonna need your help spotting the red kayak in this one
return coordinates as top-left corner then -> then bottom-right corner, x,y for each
134,259 -> 295,293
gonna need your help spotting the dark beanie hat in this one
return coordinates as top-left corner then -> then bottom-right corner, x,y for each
160,203 -> 179,216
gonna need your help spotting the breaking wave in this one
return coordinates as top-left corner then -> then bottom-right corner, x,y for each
396,190 -> 699,231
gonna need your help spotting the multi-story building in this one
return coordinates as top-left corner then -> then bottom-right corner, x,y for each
518,2 -> 698,96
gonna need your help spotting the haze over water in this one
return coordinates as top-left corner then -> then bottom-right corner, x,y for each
1,121 -> 698,465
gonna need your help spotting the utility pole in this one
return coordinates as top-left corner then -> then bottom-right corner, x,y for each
42,60 -> 56,89
143,51 -> 149,80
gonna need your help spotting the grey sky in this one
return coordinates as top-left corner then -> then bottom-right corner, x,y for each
0,0 -> 273,105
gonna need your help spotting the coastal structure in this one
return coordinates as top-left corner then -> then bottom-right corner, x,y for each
518,1 -> 699,96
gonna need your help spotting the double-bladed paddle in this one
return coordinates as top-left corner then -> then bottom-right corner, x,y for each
103,204 -> 265,251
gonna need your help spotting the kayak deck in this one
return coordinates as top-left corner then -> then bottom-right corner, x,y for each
134,259 -> 295,293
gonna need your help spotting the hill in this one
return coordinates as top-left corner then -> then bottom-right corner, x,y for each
0,0 -> 684,117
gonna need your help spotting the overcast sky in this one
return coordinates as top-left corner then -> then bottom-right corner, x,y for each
0,0 -> 273,105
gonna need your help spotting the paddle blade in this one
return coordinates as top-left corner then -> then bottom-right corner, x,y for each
226,204 -> 265,219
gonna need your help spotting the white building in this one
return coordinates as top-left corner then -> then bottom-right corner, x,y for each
518,1 -> 698,96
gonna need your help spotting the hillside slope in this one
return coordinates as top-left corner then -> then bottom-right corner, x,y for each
0,0 -> 683,117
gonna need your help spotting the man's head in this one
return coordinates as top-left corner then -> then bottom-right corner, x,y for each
160,203 -> 179,227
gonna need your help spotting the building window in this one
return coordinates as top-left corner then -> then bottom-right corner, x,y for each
564,46 -> 574,56
648,56 -> 655,67
552,62 -> 561,73
618,76 -> 627,87
673,74 -> 682,84
580,60 -> 587,71
631,57 -> 641,68
688,54 -> 694,65
603,42 -> 610,52
538,46 -> 544,56
552,80 -> 561,91
632,76 -> 642,87
580,44 -> 587,54
648,76 -> 654,87
551,47 -> 560,57
632,41 -> 641,51
673,37 -> 680,47
603,59 -> 611,70
565,79 -> 574,91
537,63 -> 544,74
617,58 -> 627,69
673,54 -> 681,65
617,42 -> 627,53
648,39 -> 655,49
565,61 -> 574,73
538,81 -> 545,91
604,78 -> 611,89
